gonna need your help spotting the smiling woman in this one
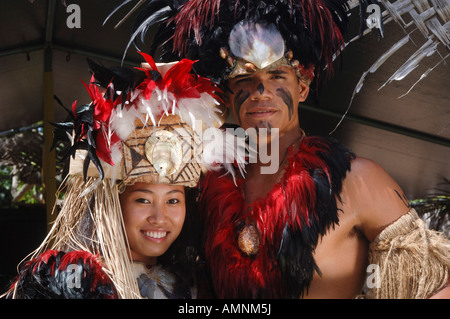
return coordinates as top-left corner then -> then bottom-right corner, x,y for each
120,183 -> 187,266
4,55 -> 243,299
119,183 -> 202,299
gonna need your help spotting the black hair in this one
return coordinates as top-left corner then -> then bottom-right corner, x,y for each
156,186 -> 207,297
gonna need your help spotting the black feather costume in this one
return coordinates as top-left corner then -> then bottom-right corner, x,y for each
9,250 -> 117,299
111,0 -> 355,85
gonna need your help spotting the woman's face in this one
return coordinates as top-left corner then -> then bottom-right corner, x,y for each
120,182 -> 186,265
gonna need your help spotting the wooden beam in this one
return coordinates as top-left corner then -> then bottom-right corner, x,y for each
41,0 -> 57,232
301,104 -> 450,148
42,45 -> 56,233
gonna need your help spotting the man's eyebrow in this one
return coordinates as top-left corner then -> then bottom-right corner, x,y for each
267,69 -> 288,75
232,74 -> 252,79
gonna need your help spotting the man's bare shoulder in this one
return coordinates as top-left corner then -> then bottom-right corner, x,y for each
341,156 -> 411,242
347,156 -> 386,178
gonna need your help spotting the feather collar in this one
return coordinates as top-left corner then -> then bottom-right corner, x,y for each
200,136 -> 354,298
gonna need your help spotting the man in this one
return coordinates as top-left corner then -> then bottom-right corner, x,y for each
115,0 -> 450,298
218,59 -> 433,298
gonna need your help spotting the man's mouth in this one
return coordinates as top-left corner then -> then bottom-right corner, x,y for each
247,108 -> 277,117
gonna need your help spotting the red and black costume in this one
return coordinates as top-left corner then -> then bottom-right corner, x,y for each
104,0 -> 450,299
10,250 -> 117,299
105,0 -> 360,298
200,137 -> 354,298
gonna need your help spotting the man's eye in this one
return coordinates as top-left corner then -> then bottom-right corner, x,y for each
235,77 -> 251,84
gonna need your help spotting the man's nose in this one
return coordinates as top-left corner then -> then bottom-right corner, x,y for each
250,81 -> 273,100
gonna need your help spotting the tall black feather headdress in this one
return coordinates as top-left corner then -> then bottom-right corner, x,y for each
110,0 -> 353,85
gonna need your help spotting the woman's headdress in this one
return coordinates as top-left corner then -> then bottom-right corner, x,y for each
54,52 -> 245,187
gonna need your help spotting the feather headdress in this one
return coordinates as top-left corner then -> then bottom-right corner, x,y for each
53,52 -> 246,186
108,0 -> 351,85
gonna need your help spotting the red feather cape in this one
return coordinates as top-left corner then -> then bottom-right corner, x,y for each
199,136 -> 353,298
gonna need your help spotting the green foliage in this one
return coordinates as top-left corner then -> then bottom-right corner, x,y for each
0,166 -> 43,208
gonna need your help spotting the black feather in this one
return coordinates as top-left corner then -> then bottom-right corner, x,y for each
10,251 -> 117,299
49,58 -> 146,180
276,137 -> 354,298
87,58 -> 141,108
277,224 -> 320,298
53,95 -> 75,121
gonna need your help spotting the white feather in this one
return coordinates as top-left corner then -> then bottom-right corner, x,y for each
201,128 -> 247,184
110,105 -> 141,141
176,93 -> 222,130
108,142 -> 123,184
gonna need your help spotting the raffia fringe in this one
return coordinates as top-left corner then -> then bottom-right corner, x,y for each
17,176 -> 141,299
367,208 -> 450,299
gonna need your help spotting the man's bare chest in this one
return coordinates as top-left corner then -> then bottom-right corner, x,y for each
304,212 -> 369,298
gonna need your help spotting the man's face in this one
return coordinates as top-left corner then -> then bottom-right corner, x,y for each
225,65 -> 309,135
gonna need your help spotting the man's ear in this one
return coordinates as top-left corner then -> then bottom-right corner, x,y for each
219,88 -> 236,116
217,102 -> 230,127
298,80 -> 310,102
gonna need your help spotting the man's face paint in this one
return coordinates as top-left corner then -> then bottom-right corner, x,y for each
226,66 -> 304,135
234,89 -> 251,125
257,82 -> 265,95
275,87 -> 293,120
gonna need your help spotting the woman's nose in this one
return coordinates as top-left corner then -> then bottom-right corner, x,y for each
146,204 -> 167,225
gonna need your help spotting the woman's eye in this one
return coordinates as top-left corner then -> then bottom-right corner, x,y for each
136,198 -> 151,204
167,198 -> 180,205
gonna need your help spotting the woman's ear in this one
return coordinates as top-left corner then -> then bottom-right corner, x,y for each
298,80 -> 310,102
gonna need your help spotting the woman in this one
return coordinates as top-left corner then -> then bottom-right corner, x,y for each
121,182 -> 203,298
4,53 -> 244,299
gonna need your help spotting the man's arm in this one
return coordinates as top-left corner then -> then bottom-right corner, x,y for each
340,156 -> 410,242
430,282 -> 450,298
341,157 -> 450,299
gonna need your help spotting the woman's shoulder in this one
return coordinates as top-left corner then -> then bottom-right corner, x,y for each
7,250 -> 117,299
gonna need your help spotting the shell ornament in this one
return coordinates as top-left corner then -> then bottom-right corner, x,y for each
145,130 -> 183,177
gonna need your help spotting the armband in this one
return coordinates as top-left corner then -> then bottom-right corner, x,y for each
367,209 -> 450,298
